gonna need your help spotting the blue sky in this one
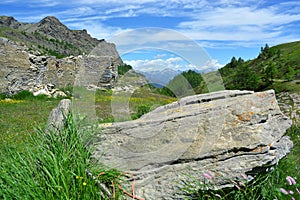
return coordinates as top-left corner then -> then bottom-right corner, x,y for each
1,0 -> 300,72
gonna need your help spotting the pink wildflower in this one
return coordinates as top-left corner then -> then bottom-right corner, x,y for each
296,187 -> 300,195
289,190 -> 294,194
240,181 -> 246,187
203,173 -> 212,180
231,180 -> 241,190
280,188 -> 288,195
234,184 -> 241,190
207,171 -> 214,178
241,174 -> 247,180
286,176 -> 297,185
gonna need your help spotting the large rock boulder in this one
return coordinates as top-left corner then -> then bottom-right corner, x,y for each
92,90 -> 292,199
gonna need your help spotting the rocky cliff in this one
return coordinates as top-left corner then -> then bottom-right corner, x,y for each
0,37 -> 122,94
0,16 -> 124,94
0,16 -> 102,57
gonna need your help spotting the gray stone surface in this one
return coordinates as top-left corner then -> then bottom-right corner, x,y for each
46,99 -> 71,133
0,37 -> 122,95
92,90 -> 292,199
277,92 -> 300,125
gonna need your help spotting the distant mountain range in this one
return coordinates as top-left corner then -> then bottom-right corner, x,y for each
137,68 -> 181,88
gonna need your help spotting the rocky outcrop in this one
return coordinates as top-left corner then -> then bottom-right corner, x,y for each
0,16 -> 21,29
0,37 -> 121,94
92,90 -> 292,199
0,16 -> 124,94
0,16 -> 111,57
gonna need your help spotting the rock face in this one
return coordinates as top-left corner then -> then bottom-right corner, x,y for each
0,16 -> 109,57
0,16 -> 123,94
0,37 -> 121,94
92,90 -> 292,199
0,16 -> 21,29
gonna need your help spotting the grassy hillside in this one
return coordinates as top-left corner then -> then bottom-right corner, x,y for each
219,42 -> 300,93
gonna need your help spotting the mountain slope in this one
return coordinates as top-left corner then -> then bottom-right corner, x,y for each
219,41 -> 300,93
0,16 -> 102,58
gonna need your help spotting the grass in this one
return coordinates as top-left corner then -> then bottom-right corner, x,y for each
0,114 -> 124,199
0,88 -> 175,199
271,80 -> 300,93
94,86 -> 176,123
0,91 -> 62,146
0,87 -> 175,199
71,85 -> 176,123
219,41 -> 300,93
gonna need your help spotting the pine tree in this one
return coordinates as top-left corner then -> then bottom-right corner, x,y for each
264,62 -> 278,84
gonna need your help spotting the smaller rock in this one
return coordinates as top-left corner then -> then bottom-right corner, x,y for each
52,90 -> 67,98
0,37 -> 9,44
86,84 -> 100,91
33,88 -> 50,97
46,99 -> 71,133
47,83 -> 55,90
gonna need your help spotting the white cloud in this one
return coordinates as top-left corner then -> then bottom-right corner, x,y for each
179,7 -> 300,28
183,59 -> 224,72
200,59 -> 224,71
124,57 -> 184,72
105,5 -> 141,15
0,0 -> 18,3
108,28 -> 210,61
176,4 -> 300,44
124,56 -> 222,72
154,54 -> 167,59
66,21 -> 127,40
26,0 -> 61,7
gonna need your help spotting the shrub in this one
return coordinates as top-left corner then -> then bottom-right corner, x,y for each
118,64 -> 132,75
0,92 -> 8,100
11,90 -> 34,99
12,90 -> 49,100
132,104 -> 151,120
